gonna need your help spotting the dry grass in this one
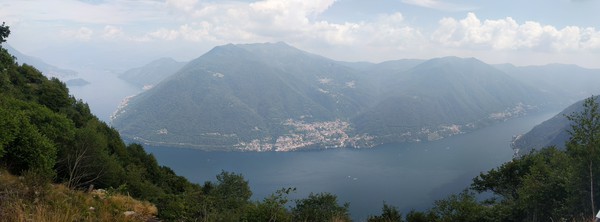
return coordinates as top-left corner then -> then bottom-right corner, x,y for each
0,169 -> 157,222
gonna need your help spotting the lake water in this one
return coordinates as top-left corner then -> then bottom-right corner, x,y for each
67,70 -> 559,221
144,110 -> 558,221
67,68 -> 141,122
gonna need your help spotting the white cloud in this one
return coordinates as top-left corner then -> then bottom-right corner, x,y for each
135,1 -> 422,51
103,25 -> 123,39
401,0 -> 474,11
3,1 -> 600,68
166,0 -> 198,12
61,27 -> 94,41
147,28 -> 179,41
432,12 -> 600,52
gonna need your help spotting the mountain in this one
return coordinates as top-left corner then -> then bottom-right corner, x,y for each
112,42 -> 375,151
495,63 -> 600,105
119,57 -> 186,88
111,43 -> 546,151
353,57 -> 545,143
4,44 -> 78,80
512,97 -> 600,154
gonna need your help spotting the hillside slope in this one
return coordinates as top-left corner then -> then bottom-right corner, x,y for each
112,43 -> 548,151
354,57 -> 545,143
0,33 -> 201,220
512,96 -> 600,154
112,42 -> 375,151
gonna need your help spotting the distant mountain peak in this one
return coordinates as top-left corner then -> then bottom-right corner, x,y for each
424,56 -> 483,66
409,56 -> 495,76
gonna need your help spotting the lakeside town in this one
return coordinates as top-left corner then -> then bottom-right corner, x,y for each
235,119 -> 375,152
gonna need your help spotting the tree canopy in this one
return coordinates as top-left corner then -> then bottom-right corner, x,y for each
0,22 -> 9,44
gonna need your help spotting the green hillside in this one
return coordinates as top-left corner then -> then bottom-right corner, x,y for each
113,44 -> 547,151
355,57 -> 545,143
112,42 -> 376,151
0,25 -> 201,220
0,24 -> 355,221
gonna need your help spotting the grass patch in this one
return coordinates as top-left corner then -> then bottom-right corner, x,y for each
0,169 -> 157,222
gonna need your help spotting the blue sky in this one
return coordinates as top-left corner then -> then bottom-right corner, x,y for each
1,0 -> 600,69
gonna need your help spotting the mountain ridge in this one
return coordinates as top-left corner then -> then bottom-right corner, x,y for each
112,42 -> 554,151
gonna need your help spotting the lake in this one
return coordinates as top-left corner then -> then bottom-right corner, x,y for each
144,110 -> 558,221
67,70 -> 559,221
68,68 -> 142,122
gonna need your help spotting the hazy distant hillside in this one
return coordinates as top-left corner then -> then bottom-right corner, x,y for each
5,44 -> 78,80
112,43 -> 548,151
119,57 -> 186,88
495,63 -> 600,104
512,97 -> 600,154
354,57 -> 545,143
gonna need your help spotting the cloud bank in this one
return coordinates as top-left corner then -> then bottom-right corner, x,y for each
2,0 -> 599,67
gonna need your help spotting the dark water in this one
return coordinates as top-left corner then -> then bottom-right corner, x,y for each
144,111 -> 558,221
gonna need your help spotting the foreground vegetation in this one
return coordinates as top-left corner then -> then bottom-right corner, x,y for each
3,22 -> 600,221
363,100 -> 600,222
0,169 -> 157,221
0,23 -> 351,221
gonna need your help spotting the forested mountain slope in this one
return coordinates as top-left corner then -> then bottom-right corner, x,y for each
0,30 -> 354,221
112,44 -> 547,151
354,56 -> 545,143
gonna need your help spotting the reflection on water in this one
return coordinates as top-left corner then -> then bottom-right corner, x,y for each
144,111 -> 558,221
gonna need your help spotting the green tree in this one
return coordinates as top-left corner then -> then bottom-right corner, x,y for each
245,187 -> 295,222
0,22 -> 9,44
0,106 -> 19,158
196,171 -> 253,221
405,210 -> 435,222
429,190 -> 487,222
517,147 -> 572,220
471,152 -> 535,201
1,110 -> 56,177
565,96 -> 600,218
368,203 -> 404,222
213,171 -> 252,210
37,78 -> 71,112
292,192 -> 350,222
